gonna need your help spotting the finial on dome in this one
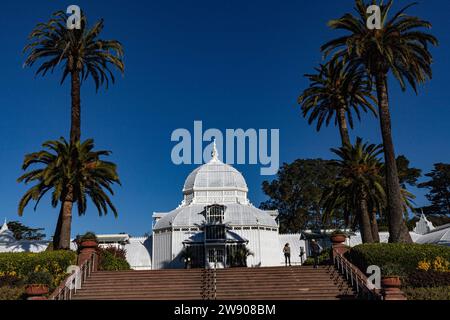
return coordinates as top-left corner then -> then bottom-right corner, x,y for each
211,139 -> 219,161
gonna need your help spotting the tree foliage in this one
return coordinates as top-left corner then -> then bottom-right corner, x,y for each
18,138 -> 121,217
396,155 -> 422,189
6,221 -> 46,241
260,159 -> 340,233
298,58 -> 376,146
23,10 -> 124,91
418,163 -> 450,216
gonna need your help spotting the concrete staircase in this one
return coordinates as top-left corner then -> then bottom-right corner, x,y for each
73,266 -> 356,300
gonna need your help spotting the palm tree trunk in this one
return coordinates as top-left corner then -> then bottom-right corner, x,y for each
337,107 -> 351,147
53,71 -> 80,250
52,207 -> 64,250
375,74 -> 412,243
70,70 -> 81,144
370,209 -> 380,243
58,188 -> 74,250
359,193 -> 374,243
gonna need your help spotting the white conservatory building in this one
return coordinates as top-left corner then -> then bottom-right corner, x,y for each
151,144 -> 281,269
2,145 -> 448,270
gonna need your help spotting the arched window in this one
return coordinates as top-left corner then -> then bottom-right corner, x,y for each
206,204 -> 225,224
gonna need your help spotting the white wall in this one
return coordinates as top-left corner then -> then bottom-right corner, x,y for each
152,231 -> 172,269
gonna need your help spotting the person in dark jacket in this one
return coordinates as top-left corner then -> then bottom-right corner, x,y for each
283,243 -> 291,266
310,240 -> 322,269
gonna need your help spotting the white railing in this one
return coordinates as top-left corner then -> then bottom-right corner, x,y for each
332,249 -> 382,300
49,253 -> 97,300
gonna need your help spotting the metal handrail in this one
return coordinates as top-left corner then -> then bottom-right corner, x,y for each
332,249 -> 382,300
201,250 -> 218,300
49,252 -> 97,300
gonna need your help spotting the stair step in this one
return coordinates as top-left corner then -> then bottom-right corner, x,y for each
72,266 -> 356,300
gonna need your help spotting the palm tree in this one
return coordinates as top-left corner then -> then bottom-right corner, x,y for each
299,58 -> 376,147
18,138 -> 121,250
321,0 -> 438,243
23,10 -> 124,144
322,138 -> 386,243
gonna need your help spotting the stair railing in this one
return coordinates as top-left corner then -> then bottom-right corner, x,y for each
49,252 -> 97,300
212,251 -> 217,300
201,250 -> 218,300
332,249 -> 382,300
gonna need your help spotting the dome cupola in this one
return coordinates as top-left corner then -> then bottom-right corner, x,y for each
182,141 -> 248,205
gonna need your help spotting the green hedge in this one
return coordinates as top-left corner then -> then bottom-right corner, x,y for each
0,286 -> 25,300
404,286 -> 450,300
346,243 -> 450,275
98,250 -> 130,271
0,251 -> 77,289
303,249 -> 331,266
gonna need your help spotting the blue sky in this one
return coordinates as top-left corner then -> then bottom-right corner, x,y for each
0,0 -> 449,238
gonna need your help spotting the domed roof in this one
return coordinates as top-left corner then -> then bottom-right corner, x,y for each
153,141 -> 279,230
182,141 -> 248,205
183,142 -> 248,193
154,203 -> 278,230
183,159 -> 248,193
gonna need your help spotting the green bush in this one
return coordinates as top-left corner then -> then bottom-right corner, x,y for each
75,231 -> 98,244
0,286 -> 25,300
26,271 -> 53,286
303,248 -> 331,266
0,251 -> 77,290
405,270 -> 450,288
0,274 -> 23,287
404,286 -> 450,300
346,243 -> 450,275
98,249 -> 130,271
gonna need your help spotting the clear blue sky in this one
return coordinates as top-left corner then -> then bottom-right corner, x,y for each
0,0 -> 449,238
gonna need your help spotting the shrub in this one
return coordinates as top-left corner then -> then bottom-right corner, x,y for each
403,286 -> 450,300
380,263 -> 407,277
405,270 -> 450,288
100,246 -> 127,260
25,271 -> 53,286
417,256 -> 449,272
346,243 -> 450,275
0,251 -> 76,290
0,286 -> 25,300
75,231 -> 98,244
303,248 -> 331,266
98,247 -> 130,271
0,272 -> 23,287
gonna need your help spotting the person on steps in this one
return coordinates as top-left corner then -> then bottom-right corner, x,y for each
310,239 -> 322,269
283,243 -> 291,267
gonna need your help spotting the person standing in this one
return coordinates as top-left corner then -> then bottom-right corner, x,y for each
310,240 -> 322,269
283,243 -> 291,267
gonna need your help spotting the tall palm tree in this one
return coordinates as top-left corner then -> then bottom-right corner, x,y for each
299,58 -> 376,147
322,0 -> 438,243
23,10 -> 125,144
18,138 -> 121,250
23,11 -> 124,248
322,138 -> 386,243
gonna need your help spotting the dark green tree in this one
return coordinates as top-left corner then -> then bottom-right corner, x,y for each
18,138 -> 121,250
396,155 -> 422,189
24,10 -> 124,145
23,10 -> 125,250
418,163 -> 450,216
260,159 -> 340,233
299,58 -> 376,147
322,138 -> 386,243
322,0 -> 438,243
6,221 -> 46,241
